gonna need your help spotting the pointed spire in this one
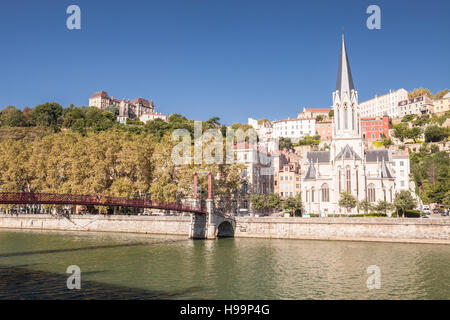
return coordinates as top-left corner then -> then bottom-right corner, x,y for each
336,32 -> 355,96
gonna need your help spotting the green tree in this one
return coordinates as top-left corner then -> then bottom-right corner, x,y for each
0,106 -> 25,127
145,118 -> 171,142
392,123 -> 409,143
393,190 -> 417,218
283,193 -> 302,216
375,200 -> 395,215
424,125 -> 447,143
266,193 -> 281,210
382,138 -> 393,147
316,115 -> 325,122
250,194 -> 266,212
401,114 -> 415,123
33,102 -> 63,127
406,127 -> 422,143
279,137 -> 293,150
105,105 -> 119,116
338,192 -> 357,214
358,199 -> 373,214
328,109 -> 334,119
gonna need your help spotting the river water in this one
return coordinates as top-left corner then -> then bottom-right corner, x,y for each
0,229 -> 448,299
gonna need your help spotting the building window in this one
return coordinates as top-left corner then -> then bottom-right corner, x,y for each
344,108 -> 348,129
338,169 -> 342,193
321,183 -> 330,202
368,184 -> 376,202
311,188 -> 315,202
346,167 -> 351,193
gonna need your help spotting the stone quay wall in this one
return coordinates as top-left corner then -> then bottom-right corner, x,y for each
0,214 -> 191,235
0,214 -> 449,244
234,217 -> 450,244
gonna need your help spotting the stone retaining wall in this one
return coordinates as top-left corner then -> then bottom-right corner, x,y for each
1,214 -> 449,244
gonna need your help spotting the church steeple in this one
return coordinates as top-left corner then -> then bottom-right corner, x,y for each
335,33 -> 355,97
332,32 -> 360,139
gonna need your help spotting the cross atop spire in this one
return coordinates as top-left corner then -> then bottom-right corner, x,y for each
336,33 -> 355,96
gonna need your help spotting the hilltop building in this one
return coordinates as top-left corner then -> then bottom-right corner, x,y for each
298,108 -> 331,119
397,95 -> 434,117
301,35 -> 410,215
89,91 -> 156,120
433,92 -> 450,114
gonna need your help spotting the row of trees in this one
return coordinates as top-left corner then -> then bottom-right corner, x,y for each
337,190 -> 417,217
393,123 -> 449,143
0,130 -> 245,212
250,193 -> 303,216
0,103 -> 227,141
408,88 -> 449,100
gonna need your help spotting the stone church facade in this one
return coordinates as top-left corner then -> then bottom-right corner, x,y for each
301,35 -> 404,215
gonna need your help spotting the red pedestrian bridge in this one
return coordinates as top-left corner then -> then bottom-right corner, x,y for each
0,192 -> 206,214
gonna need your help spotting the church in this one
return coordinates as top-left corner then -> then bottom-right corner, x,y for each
301,35 -> 404,215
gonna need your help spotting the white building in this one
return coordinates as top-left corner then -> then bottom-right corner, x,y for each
391,149 -> 410,191
301,35 -> 410,215
359,88 -> 408,118
139,112 -> 167,123
397,95 -> 434,118
433,92 -> 450,114
272,118 -> 316,141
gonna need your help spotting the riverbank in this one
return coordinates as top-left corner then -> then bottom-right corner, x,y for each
0,214 -> 449,244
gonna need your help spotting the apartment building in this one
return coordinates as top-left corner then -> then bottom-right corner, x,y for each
391,149 -> 410,191
359,89 -> 408,118
360,115 -> 390,141
433,92 -> 450,114
272,118 -> 316,141
315,121 -> 333,141
397,95 -> 434,118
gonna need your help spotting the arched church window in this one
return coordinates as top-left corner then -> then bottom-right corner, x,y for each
338,169 -> 342,194
311,188 -> 315,203
337,107 -> 340,130
368,184 -> 376,202
344,106 -> 348,129
346,166 -> 351,193
352,108 -> 355,130
321,183 -> 330,202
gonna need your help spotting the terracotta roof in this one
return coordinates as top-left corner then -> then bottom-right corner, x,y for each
90,91 -> 109,99
131,97 -> 151,107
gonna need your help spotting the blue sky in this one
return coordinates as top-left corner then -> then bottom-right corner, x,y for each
1,0 -> 449,125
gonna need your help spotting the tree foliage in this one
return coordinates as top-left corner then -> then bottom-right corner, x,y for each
338,192 -> 357,214
283,193 -> 302,216
393,190 -> 417,218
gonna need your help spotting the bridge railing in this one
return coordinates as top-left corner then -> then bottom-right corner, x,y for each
0,192 -> 206,214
